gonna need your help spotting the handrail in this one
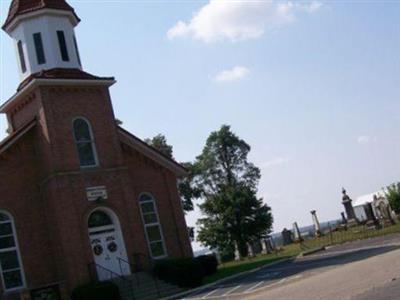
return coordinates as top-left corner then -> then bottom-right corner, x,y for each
133,252 -> 148,271
119,252 -> 153,273
117,255 -> 161,297
117,257 -> 141,285
88,262 -> 127,282
88,262 -> 136,300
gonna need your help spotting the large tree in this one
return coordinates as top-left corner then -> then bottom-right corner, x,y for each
144,134 -> 174,159
385,183 -> 400,214
187,125 -> 273,257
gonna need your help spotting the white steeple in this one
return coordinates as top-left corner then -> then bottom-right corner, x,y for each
2,0 -> 82,81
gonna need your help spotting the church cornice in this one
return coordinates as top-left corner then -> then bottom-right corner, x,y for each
3,8 -> 80,33
0,74 -> 115,114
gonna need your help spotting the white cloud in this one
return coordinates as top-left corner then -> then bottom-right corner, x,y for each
357,135 -> 377,145
215,66 -> 250,82
167,0 -> 322,43
301,1 -> 323,13
262,157 -> 291,168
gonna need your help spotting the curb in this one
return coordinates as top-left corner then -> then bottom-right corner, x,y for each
300,246 -> 326,257
160,257 -> 292,300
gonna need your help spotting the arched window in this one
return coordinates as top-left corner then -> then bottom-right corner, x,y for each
0,212 -> 25,291
88,211 -> 113,228
73,118 -> 98,167
139,194 -> 167,258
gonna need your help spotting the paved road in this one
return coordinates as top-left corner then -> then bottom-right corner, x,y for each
241,246 -> 400,300
179,233 -> 400,300
353,279 -> 400,300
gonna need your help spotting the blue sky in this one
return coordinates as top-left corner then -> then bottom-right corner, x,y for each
1,0 -> 399,250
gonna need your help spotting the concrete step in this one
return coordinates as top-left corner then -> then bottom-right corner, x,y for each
113,271 -> 184,300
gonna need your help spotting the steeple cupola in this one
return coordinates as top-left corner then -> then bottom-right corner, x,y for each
2,0 -> 82,81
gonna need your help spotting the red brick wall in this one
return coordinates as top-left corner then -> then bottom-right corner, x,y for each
0,83 -> 192,299
121,146 -> 193,259
0,130 -> 58,297
39,86 -> 124,172
39,168 -> 141,291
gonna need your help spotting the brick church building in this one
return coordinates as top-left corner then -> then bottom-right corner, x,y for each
0,0 -> 192,298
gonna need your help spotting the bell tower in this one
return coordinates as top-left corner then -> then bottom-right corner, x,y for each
2,0 -> 82,81
1,0 -> 119,170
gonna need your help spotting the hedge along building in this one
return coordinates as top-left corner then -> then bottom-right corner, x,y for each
0,0 -> 193,298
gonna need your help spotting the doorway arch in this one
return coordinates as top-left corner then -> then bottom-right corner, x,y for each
87,208 -> 130,280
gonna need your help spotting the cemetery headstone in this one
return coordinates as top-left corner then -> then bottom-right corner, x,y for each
311,210 -> 322,237
281,228 -> 293,245
293,222 -> 303,242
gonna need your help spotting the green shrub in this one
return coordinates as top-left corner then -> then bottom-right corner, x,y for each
153,258 -> 205,287
195,254 -> 218,276
220,247 -> 235,263
71,281 -> 121,300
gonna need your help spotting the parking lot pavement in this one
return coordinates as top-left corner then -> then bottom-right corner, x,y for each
352,278 -> 400,300
178,233 -> 400,300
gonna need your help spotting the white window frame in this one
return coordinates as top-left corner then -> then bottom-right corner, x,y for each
72,117 -> 99,168
0,211 -> 26,292
138,193 -> 167,259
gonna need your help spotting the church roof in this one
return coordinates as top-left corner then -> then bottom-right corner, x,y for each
2,0 -> 80,30
17,68 -> 115,91
117,126 -> 188,178
0,119 -> 36,156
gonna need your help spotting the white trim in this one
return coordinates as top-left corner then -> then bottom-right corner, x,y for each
0,211 -> 26,292
87,207 -> 131,278
87,208 -> 120,233
88,225 -> 115,236
0,78 -> 116,114
138,193 -> 168,259
4,9 -> 80,34
72,117 -> 99,168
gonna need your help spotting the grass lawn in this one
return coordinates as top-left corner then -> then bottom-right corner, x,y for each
203,222 -> 400,286
302,222 -> 400,250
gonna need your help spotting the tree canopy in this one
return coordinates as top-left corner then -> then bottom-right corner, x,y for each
184,125 -> 273,257
145,127 -> 274,257
144,134 -> 174,159
385,183 -> 400,214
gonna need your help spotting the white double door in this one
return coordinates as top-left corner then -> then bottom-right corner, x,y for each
90,229 -> 131,281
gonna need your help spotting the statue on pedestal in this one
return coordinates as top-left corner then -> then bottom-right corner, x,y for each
342,188 -> 358,227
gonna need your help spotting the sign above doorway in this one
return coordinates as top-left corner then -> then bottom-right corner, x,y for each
86,186 -> 108,202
